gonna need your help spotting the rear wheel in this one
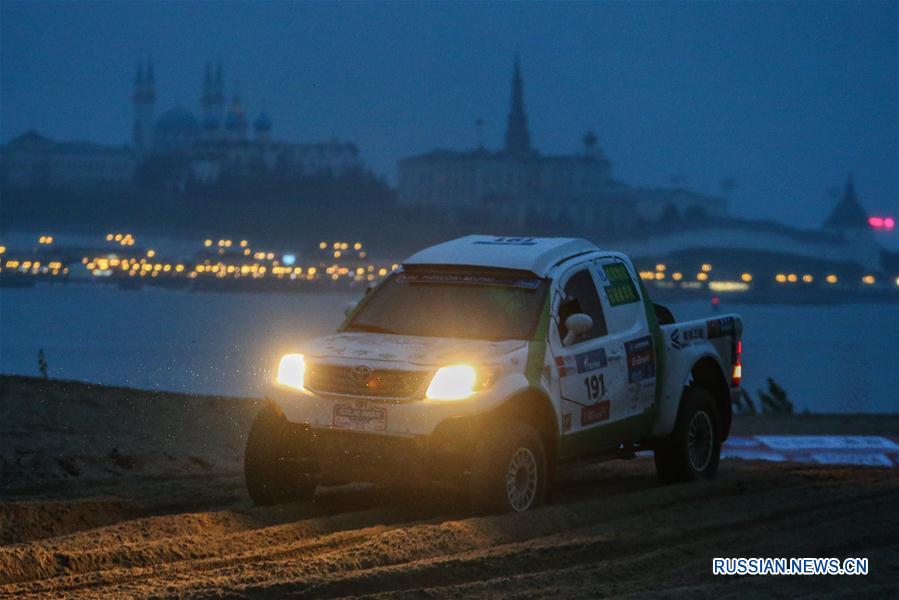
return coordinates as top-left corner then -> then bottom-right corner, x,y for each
654,386 -> 721,483
244,402 -> 318,505
470,422 -> 547,514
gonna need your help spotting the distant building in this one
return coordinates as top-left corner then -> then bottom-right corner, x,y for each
397,57 -> 725,228
616,174 -> 884,270
0,130 -> 136,188
131,60 -> 362,182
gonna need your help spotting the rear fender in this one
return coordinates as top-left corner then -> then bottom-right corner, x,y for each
652,343 -> 730,439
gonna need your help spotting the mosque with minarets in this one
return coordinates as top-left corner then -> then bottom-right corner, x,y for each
1,60 -> 361,190
131,59 -> 361,183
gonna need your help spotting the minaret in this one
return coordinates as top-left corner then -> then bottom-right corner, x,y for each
213,60 -> 225,132
504,56 -> 531,156
132,59 -> 156,153
201,62 -> 217,141
201,62 -> 213,115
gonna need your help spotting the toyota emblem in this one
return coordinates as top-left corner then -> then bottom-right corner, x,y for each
350,365 -> 374,382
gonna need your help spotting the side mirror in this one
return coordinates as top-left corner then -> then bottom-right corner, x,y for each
344,301 -> 358,317
563,313 -> 593,346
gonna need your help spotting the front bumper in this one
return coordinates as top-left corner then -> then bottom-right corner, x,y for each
267,372 -> 530,437
266,374 -> 531,487
294,415 -> 481,487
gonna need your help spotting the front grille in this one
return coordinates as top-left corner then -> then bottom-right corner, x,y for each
305,362 -> 429,400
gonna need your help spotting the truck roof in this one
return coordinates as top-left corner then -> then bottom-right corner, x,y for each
403,235 -> 601,278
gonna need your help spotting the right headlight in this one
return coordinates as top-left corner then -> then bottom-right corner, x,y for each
276,353 -> 306,390
426,364 -> 479,401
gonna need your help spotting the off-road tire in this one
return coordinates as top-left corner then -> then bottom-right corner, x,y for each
654,386 -> 721,483
244,402 -> 318,505
470,421 -> 547,514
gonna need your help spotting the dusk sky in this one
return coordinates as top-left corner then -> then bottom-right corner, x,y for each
1,1 -> 896,228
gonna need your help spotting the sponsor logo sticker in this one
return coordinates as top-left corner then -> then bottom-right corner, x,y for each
670,326 -> 704,350
625,335 -> 656,383
757,436 -> 899,451
554,354 -> 576,377
332,404 -> 387,431
722,449 -> 788,462
811,452 -> 894,467
575,348 -> 608,373
707,316 -> 736,338
581,400 -> 610,425
472,237 -> 537,246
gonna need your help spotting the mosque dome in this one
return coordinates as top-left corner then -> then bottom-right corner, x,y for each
253,112 -> 272,132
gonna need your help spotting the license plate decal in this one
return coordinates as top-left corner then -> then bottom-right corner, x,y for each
332,403 -> 388,431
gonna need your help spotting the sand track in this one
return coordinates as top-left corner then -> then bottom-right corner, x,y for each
2,460 -> 896,599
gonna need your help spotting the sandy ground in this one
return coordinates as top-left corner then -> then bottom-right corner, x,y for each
1,375 -> 897,598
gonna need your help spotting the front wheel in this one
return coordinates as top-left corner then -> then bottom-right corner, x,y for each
244,402 -> 318,505
470,422 -> 548,514
654,386 -> 721,483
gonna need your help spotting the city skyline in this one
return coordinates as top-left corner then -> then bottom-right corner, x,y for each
1,1 -> 896,229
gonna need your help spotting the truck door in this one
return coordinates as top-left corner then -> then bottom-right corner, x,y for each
551,267 -> 630,436
591,258 -> 658,419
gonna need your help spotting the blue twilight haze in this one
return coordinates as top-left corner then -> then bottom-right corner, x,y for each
1,1 -> 896,227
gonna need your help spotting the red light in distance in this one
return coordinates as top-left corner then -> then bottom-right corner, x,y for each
868,216 -> 895,231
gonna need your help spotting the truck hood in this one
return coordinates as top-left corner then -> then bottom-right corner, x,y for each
303,332 -> 527,367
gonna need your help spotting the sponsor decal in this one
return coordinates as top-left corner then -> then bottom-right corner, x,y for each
472,236 -> 537,246
716,436 -> 899,468
581,400 -> 610,426
563,413 -> 572,432
332,404 -> 387,431
625,336 -> 656,384
812,452 -> 894,467
707,316 -> 736,338
723,437 -> 763,448
722,449 -> 788,462
670,326 -> 704,350
554,354 -> 576,377
575,348 -> 608,373
601,263 -> 639,306
757,436 -> 899,451
398,272 -> 540,289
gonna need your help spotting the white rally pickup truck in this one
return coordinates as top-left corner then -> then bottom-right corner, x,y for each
248,236 -> 743,513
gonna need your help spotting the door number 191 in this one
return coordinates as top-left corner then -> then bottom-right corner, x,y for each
584,374 -> 605,400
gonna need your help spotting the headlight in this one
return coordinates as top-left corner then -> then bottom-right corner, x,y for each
276,353 -> 305,390
426,364 -> 477,400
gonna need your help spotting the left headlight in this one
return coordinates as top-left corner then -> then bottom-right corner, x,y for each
276,353 -> 305,390
426,364 -> 478,401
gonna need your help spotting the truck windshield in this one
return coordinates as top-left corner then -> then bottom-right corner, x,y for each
343,270 -> 549,341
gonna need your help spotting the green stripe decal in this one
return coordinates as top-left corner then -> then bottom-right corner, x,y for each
524,292 -> 552,386
638,278 -> 665,408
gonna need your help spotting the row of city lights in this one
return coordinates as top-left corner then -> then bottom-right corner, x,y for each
4,239 -> 899,288
105,233 -> 136,246
640,263 -> 891,286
